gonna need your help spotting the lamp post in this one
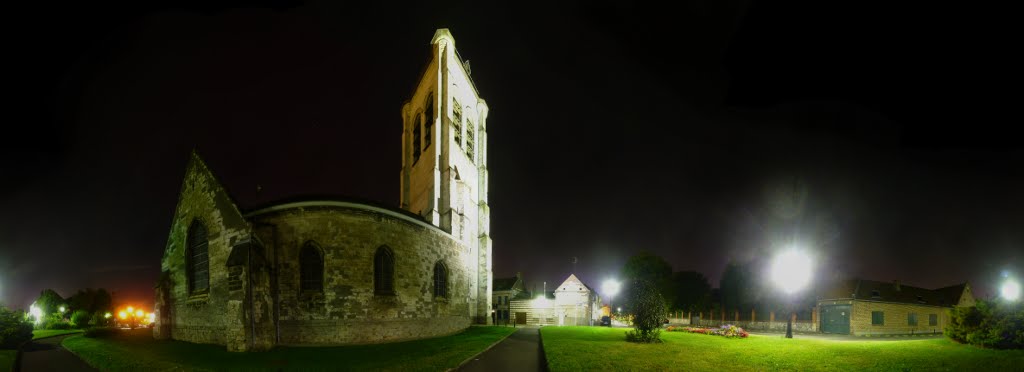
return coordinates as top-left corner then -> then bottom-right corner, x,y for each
1001,278 -> 1021,302
771,248 -> 812,339
603,279 -> 620,324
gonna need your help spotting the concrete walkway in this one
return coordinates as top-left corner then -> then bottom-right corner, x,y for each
19,334 -> 96,372
459,327 -> 546,372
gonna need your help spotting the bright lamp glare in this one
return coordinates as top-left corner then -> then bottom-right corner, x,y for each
1002,279 -> 1021,301
602,279 -> 621,298
29,304 -> 43,324
771,249 -> 812,294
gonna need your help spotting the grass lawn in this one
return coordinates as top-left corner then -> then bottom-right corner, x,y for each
63,326 -> 515,371
32,329 -> 84,340
542,326 -> 1024,371
0,349 -> 15,372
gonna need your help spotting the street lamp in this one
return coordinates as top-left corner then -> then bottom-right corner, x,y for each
1001,278 -> 1021,302
771,248 -> 812,338
603,279 -> 621,324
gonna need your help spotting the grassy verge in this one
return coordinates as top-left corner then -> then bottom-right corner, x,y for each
64,326 -> 516,371
32,329 -> 84,340
0,349 -> 15,372
542,326 -> 1024,371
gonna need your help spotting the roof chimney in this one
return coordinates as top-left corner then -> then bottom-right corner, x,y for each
893,280 -> 901,291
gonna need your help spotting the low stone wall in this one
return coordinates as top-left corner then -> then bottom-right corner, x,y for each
278,316 -> 469,345
690,319 -> 818,333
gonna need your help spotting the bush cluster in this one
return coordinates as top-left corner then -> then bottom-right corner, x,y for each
946,299 -> 1024,349
624,279 -> 666,343
0,306 -> 33,349
41,313 -> 73,330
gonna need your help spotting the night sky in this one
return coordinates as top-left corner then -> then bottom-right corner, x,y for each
2,1 -> 1021,309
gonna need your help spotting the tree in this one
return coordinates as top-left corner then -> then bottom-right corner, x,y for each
719,261 -> 755,314
624,279 -> 666,343
68,288 -> 113,315
35,289 -> 65,316
671,271 -> 711,313
620,251 -> 674,312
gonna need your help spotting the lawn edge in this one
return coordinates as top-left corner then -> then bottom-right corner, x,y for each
58,334 -> 103,371
448,326 -> 518,372
32,330 -> 84,341
538,327 -> 550,372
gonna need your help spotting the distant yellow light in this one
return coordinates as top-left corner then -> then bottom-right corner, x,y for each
135,309 -> 144,318
118,311 -> 128,319
127,306 -> 134,313
104,312 -> 112,319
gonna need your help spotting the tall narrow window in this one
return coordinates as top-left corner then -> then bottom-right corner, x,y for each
412,114 -> 422,163
300,242 -> 324,292
424,94 -> 433,148
186,220 -> 210,294
908,312 -> 918,326
433,261 -> 448,299
465,119 -> 475,161
452,100 -> 462,146
374,246 -> 395,295
929,314 -> 938,326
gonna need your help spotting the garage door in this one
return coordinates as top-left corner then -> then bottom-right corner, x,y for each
820,305 -> 851,334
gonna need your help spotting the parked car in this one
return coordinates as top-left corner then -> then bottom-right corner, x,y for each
600,316 -> 611,326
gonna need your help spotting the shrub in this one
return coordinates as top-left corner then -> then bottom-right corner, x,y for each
84,327 -> 119,338
71,310 -> 92,328
624,279 -> 666,343
667,325 -> 749,338
0,306 -> 34,348
89,312 -> 110,328
41,313 -> 72,330
946,299 -> 1024,349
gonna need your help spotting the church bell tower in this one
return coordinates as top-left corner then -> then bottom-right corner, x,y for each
400,29 -> 492,324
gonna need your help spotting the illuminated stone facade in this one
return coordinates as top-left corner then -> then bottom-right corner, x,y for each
153,29 -> 492,351
401,29 -> 492,325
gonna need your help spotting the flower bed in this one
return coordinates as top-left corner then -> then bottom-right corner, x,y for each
666,324 -> 749,338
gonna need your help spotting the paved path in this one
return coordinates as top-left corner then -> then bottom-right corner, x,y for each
459,327 -> 546,372
19,334 -> 96,372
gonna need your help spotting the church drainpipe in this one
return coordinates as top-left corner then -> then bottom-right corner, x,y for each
248,238 -> 256,350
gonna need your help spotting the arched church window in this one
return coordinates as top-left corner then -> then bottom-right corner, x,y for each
300,242 -> 324,292
374,246 -> 395,295
433,261 -> 449,299
186,219 -> 210,295
424,93 -> 433,147
412,113 -> 422,163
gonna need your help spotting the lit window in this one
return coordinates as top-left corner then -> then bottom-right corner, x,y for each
908,312 -> 917,326
871,311 -> 884,325
186,220 -> 210,295
374,246 -> 395,295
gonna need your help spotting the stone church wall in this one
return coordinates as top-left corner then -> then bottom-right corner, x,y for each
156,153 -> 252,350
248,202 -> 473,345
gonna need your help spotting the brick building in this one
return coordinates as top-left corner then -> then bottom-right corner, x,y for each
817,279 -> 974,336
153,29 -> 493,351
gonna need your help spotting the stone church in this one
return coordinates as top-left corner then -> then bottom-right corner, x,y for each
153,29 -> 492,351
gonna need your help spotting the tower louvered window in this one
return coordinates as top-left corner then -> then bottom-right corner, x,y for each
413,114 -> 422,163
452,100 -> 462,146
465,119 -> 475,161
424,94 -> 433,148
186,220 -> 210,295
